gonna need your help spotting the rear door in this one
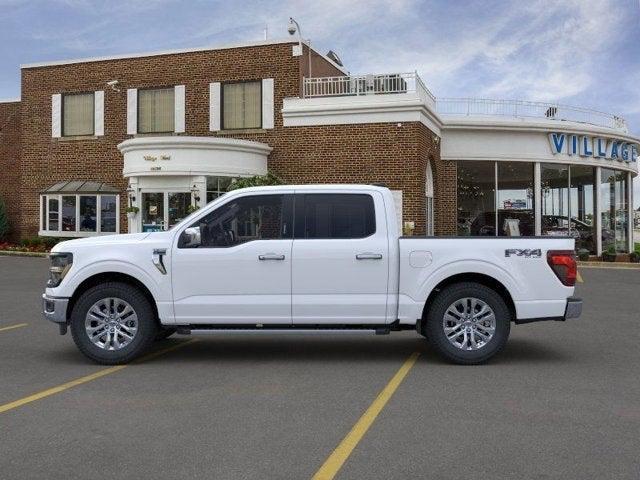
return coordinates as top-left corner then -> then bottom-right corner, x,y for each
291,191 -> 390,324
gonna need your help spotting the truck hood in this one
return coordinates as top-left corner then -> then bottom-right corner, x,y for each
51,233 -> 153,252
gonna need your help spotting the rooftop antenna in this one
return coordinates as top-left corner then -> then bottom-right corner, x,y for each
263,24 -> 268,40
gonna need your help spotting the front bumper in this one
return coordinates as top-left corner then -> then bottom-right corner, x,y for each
564,296 -> 582,320
42,294 -> 69,324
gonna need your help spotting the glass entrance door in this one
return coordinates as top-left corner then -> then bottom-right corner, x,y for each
141,192 -> 191,232
142,192 -> 165,232
168,192 -> 191,229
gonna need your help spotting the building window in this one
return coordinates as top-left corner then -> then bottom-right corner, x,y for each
40,194 -> 119,237
457,161 -> 496,236
206,176 -> 235,203
138,87 -> 175,133
601,168 -> 628,253
222,81 -> 261,130
63,92 -> 94,136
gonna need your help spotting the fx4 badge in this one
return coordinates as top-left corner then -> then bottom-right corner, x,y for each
505,248 -> 542,258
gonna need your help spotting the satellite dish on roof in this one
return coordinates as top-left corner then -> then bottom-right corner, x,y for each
326,50 -> 343,67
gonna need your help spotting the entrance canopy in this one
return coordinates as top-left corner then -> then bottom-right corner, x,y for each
118,136 -> 271,233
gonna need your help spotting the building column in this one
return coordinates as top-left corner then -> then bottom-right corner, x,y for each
595,167 -> 602,256
534,162 -> 541,236
628,171 -> 634,253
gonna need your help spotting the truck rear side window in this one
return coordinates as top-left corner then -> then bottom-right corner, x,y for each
297,194 -> 376,239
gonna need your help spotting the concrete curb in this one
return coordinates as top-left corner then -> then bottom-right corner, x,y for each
0,250 -> 49,258
578,261 -> 640,270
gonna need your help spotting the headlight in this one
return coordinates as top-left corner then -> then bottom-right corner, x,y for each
47,252 -> 73,288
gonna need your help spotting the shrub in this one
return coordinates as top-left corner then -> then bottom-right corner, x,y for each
227,172 -> 284,191
0,197 -> 9,241
577,248 -> 590,261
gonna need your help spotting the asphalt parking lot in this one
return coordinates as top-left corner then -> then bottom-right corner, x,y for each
1,256 -> 639,480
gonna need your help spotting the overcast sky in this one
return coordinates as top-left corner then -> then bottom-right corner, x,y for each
1,0 -> 638,205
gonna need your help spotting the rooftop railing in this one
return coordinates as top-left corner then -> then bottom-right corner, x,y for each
302,72 -> 436,107
436,97 -> 628,132
302,74 -> 628,132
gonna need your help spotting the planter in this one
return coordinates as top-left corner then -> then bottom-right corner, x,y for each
602,253 -> 617,262
577,249 -> 590,261
630,252 -> 640,263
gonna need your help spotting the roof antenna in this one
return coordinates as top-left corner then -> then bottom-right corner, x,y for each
263,24 -> 268,40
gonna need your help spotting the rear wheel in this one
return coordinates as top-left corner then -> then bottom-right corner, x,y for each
70,282 -> 158,365
424,282 -> 510,365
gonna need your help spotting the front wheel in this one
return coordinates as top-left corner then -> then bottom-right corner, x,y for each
424,282 -> 511,365
70,282 -> 158,365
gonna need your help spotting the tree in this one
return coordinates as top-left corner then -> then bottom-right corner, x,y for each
227,172 -> 284,192
0,197 -> 9,241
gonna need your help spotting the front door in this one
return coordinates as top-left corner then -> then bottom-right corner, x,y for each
172,192 -> 293,324
142,192 -> 191,232
291,191 -> 390,324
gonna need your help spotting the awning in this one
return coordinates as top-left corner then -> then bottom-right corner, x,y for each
41,181 -> 120,194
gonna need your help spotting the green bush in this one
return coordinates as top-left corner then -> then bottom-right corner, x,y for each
0,197 -> 9,241
227,172 -> 284,191
577,248 -> 590,261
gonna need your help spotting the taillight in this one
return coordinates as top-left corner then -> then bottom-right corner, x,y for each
547,250 -> 577,287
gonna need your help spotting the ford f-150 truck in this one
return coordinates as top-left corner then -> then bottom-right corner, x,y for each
42,185 -> 581,365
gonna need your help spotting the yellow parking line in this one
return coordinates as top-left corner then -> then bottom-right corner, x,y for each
576,272 -> 583,283
0,323 -> 28,333
0,339 -> 197,415
312,351 -> 420,480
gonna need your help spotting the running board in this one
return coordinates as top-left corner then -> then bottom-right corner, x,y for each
176,327 -> 391,336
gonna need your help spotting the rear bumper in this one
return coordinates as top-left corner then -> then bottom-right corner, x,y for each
42,294 -> 69,324
515,296 -> 582,324
564,296 -> 582,320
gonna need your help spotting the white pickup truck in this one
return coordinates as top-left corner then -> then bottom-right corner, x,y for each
43,185 -> 581,365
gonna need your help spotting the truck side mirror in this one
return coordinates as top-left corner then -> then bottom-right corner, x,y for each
179,226 -> 201,248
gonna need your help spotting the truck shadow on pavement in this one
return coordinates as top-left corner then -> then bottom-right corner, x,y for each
47,335 -> 572,366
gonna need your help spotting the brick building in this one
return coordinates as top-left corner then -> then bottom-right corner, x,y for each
1,38 -> 638,254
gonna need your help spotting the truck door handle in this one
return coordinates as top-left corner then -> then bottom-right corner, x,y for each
356,253 -> 383,260
258,254 -> 285,261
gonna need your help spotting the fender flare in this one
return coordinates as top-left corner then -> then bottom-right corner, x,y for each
62,260 -> 163,303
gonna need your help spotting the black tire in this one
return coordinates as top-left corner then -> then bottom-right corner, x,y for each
155,328 -> 177,341
424,282 -> 511,365
70,282 -> 159,365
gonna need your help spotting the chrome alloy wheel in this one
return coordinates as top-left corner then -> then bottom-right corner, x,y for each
442,297 -> 496,351
84,297 -> 138,351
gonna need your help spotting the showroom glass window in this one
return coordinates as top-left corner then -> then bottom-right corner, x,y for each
457,161 -> 496,236
541,164 -> 569,235
601,168 -> 628,252
191,195 -> 288,247
497,163 -> 535,236
138,87 -> 175,133
206,176 -> 235,203
569,166 -> 596,253
62,92 -> 94,136
299,194 -> 376,239
222,81 -> 261,130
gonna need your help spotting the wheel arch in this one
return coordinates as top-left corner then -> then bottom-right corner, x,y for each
66,272 -> 160,325
420,273 -> 516,326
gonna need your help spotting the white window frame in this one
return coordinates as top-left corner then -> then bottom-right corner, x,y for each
39,193 -> 120,237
